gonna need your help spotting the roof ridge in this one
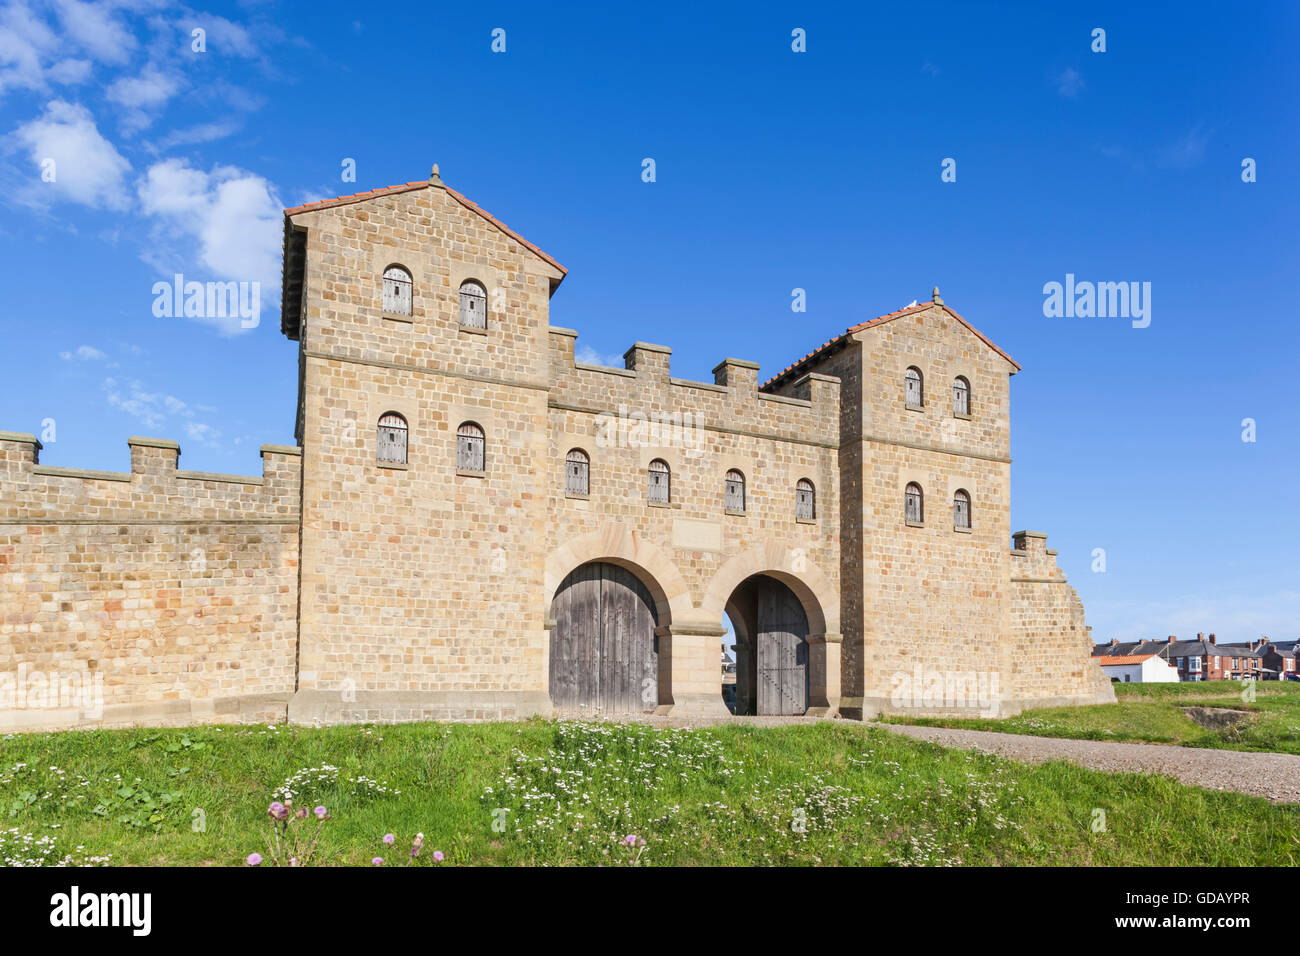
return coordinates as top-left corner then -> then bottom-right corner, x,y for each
760,299 -> 1020,391
282,177 -> 566,276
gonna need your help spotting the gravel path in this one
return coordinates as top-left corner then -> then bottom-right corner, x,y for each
876,723 -> 1300,804
557,711 -> 1300,803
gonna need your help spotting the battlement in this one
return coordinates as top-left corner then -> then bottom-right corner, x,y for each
1010,530 -> 1066,582
547,326 -> 840,447
0,433 -> 302,524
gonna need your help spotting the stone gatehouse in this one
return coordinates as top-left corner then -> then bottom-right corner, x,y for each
0,167 -> 1114,732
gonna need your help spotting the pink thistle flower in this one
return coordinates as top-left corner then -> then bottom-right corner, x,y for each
372,857 -> 384,866
383,833 -> 395,845
245,853 -> 262,866
314,806 -> 328,820
432,851 -> 444,862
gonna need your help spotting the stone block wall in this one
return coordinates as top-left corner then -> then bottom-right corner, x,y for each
0,433 -> 301,731
1009,531 -> 1115,708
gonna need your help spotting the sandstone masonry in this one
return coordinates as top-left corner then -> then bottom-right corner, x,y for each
0,168 -> 1113,731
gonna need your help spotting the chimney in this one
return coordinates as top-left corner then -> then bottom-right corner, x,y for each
1209,633 -> 1217,644
1260,635 -> 1269,645
1196,632 -> 1204,641
1110,638 -> 1119,646
1167,635 -> 1177,644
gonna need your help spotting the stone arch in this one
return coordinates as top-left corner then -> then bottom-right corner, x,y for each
701,541 -> 838,637
544,523 -> 694,627
704,542 -> 841,716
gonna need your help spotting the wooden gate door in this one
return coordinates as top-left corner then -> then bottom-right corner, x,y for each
550,563 -> 658,712
756,580 -> 809,715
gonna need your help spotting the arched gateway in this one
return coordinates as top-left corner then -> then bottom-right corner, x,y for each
727,574 -> 811,716
549,562 -> 659,713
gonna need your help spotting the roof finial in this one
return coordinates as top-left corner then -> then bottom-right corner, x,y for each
429,163 -> 442,185
931,285 -> 943,305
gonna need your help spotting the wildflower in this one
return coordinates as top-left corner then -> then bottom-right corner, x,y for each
245,853 -> 262,866
372,857 -> 384,866
383,833 -> 395,845
314,806 -> 328,820
267,802 -> 289,822
411,833 -> 424,857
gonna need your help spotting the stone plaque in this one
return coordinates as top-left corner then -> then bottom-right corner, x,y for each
671,517 -> 722,552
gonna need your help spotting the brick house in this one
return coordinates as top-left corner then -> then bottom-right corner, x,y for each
0,167 -> 1116,731
1093,633 -> 1296,681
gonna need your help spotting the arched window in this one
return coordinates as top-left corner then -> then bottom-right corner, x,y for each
905,482 -> 924,524
953,376 -> 971,416
648,458 -> 670,503
382,265 -> 412,316
377,412 -> 408,464
459,279 -> 487,329
905,367 -> 923,407
796,478 -> 815,520
456,422 -> 485,472
725,469 -> 746,513
566,448 -> 590,495
953,489 -> 971,530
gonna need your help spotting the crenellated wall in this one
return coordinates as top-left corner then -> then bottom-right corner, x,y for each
0,432 -> 301,731
543,327 -> 843,715
1008,531 -> 1113,708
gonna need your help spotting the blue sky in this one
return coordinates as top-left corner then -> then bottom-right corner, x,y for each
0,1 -> 1296,646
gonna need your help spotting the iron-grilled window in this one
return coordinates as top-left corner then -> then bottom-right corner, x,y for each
459,280 -> 487,329
725,470 -> 746,513
456,422 -> 485,471
905,482 -> 923,523
905,367 -> 923,407
648,459 -> 670,503
566,448 -> 590,495
383,265 -> 412,316
796,478 -> 815,520
377,412 -> 408,464
953,489 -> 971,529
953,376 -> 970,416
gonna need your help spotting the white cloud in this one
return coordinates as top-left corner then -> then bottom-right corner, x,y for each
45,56 -> 90,83
179,13 -> 260,58
184,420 -> 221,446
107,63 -> 182,131
575,345 -> 625,368
11,99 -> 131,209
102,376 -> 219,444
1055,67 -> 1084,98
51,0 -> 136,65
137,158 -> 283,333
59,344 -> 106,360
149,117 -> 241,151
0,0 -> 59,96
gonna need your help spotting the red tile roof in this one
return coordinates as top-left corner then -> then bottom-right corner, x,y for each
1095,655 -> 1166,666
761,299 -> 1021,391
283,179 -> 567,278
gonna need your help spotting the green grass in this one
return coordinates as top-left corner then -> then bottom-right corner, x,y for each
880,680 -> 1300,755
1,718 -> 1297,866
